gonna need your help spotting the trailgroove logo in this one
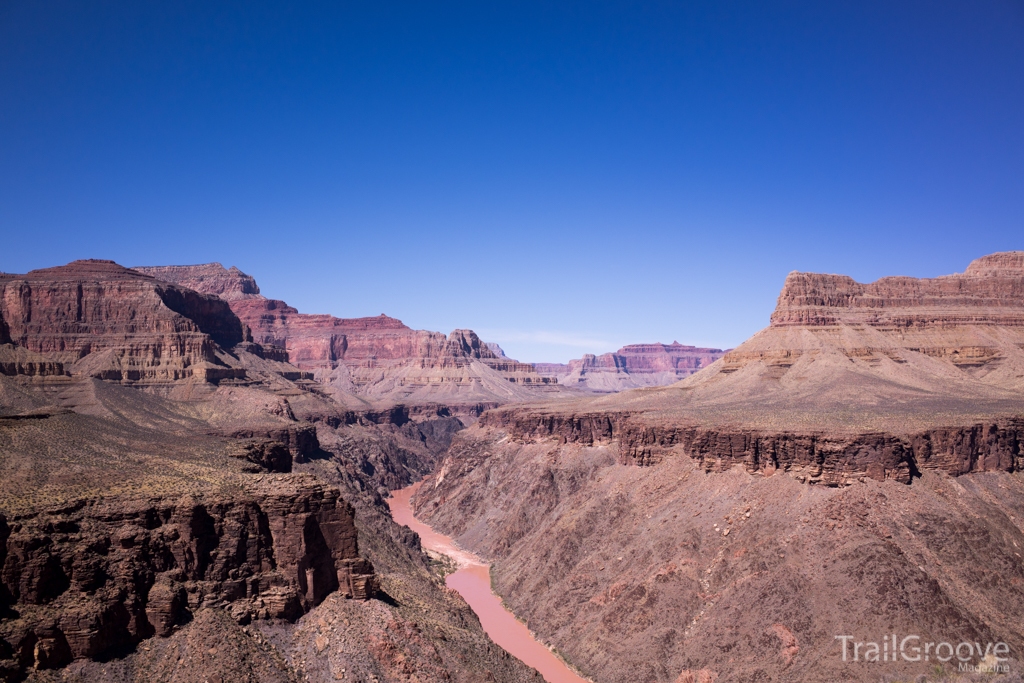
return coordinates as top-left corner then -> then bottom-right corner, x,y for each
835,635 -> 1010,673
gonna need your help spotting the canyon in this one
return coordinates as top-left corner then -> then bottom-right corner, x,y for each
2,253 -> 1024,682
412,252 -> 1024,682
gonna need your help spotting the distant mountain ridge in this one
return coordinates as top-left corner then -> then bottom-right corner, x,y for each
535,342 -> 727,392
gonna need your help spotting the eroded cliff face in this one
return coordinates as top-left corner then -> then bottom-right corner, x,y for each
0,261 -> 249,383
135,263 -> 558,407
479,409 -> 1023,484
0,477 -> 375,675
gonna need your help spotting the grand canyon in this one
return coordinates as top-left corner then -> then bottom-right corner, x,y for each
2,254 -> 1022,683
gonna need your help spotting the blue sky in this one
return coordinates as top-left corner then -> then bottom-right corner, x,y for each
2,1 -> 1022,362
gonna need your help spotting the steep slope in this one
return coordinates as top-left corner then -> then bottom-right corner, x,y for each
538,343 -> 727,392
135,264 -> 559,410
412,252 -> 1024,682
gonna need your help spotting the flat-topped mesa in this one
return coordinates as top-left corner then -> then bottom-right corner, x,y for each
770,251 -> 1024,328
570,342 -> 726,375
547,342 -> 726,391
0,260 -> 249,382
138,263 -> 557,401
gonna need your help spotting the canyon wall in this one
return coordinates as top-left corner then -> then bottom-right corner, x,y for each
413,425 -> 1024,683
0,478 -> 375,674
0,260 -> 551,683
479,408 -> 1023,484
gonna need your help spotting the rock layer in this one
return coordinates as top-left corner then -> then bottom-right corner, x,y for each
0,261 -> 251,383
480,409 -> 1023,483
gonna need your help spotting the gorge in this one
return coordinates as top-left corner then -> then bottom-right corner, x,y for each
2,253 -> 1023,682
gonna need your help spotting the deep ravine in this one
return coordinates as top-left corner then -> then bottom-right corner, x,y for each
387,482 -> 592,683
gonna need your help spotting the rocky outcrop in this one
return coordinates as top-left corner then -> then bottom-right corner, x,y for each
0,478 -> 375,675
0,345 -> 65,378
133,264 -> 262,301
0,260 -> 251,384
136,263 -> 559,404
546,343 -> 726,392
225,425 -> 321,463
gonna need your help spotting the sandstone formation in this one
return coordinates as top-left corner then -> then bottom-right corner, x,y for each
539,343 -> 727,392
412,252 -> 1024,682
0,261 -> 251,383
135,264 -> 559,410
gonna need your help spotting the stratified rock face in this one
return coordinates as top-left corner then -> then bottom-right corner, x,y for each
137,263 -> 558,406
0,260 -> 248,383
769,251 -> 1024,328
541,343 -> 726,392
133,263 -> 263,301
479,409 -> 1023,483
0,478 -> 375,672
710,251 -> 1024,396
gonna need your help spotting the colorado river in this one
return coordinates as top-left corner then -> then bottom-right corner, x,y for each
388,482 -> 590,683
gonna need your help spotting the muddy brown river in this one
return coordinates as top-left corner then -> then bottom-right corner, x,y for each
388,482 -> 591,683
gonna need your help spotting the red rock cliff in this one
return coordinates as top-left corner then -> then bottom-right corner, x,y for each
770,251 -> 1024,327
0,478 -> 375,672
0,260 -> 249,383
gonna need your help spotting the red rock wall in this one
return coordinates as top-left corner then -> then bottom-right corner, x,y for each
0,260 -> 247,382
479,409 -> 1024,484
0,482 -> 374,673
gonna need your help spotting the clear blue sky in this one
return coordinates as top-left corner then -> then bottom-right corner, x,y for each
2,1 -> 1022,362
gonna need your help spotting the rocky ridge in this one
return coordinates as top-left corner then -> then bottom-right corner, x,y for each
135,264 -> 559,409
1,477 -> 374,673
0,261 -> 266,384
